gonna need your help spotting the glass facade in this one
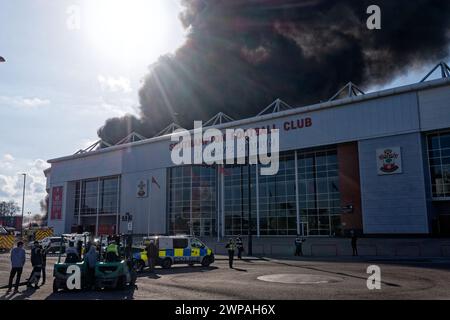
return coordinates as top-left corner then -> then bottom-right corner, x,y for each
167,146 -> 342,237
427,131 -> 450,198
168,165 -> 217,237
297,149 -> 341,236
258,153 -> 297,236
223,165 -> 257,236
74,176 -> 120,216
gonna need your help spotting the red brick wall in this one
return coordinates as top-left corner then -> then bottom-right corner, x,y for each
338,142 -> 363,233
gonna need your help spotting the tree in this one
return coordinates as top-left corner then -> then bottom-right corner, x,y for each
0,201 -> 20,216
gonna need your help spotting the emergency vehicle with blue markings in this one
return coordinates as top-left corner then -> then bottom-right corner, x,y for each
132,235 -> 214,271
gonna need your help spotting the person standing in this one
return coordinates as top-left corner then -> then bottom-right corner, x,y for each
84,245 -> 98,289
235,235 -> 244,259
40,245 -> 47,285
7,241 -> 26,293
146,240 -> 158,272
225,239 -> 235,269
76,240 -> 83,259
294,235 -> 305,256
351,230 -> 358,256
106,239 -> 119,262
27,241 -> 42,288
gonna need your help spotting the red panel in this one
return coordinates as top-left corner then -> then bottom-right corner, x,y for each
338,143 -> 363,233
98,224 -> 115,236
50,186 -> 63,220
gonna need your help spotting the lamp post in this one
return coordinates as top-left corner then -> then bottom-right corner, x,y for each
20,173 -> 26,237
28,211 -> 32,228
246,137 -> 253,256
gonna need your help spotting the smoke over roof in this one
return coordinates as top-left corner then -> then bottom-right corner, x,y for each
97,0 -> 450,144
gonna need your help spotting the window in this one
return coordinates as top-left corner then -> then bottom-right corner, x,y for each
298,149 -> 341,236
258,152 -> 296,236
191,238 -> 205,248
427,132 -> 450,198
224,164 -> 257,236
74,176 -> 120,216
173,238 -> 188,249
168,165 -> 217,237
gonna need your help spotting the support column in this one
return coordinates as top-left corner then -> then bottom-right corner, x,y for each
221,166 -> 225,237
78,180 -> 82,225
95,178 -> 100,237
116,176 -> 121,235
295,150 -> 300,235
255,162 -> 260,237
338,143 -> 363,235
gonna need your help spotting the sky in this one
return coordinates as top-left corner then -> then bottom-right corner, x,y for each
0,0 -> 186,215
0,0 -> 446,216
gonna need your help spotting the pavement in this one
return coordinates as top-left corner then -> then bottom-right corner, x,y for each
1,252 -> 450,300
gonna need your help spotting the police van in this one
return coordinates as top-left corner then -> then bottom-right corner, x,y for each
132,235 -> 214,271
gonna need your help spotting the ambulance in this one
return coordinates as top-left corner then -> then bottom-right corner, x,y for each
132,235 -> 214,271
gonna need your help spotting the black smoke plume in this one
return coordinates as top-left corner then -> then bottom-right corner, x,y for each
98,0 -> 450,144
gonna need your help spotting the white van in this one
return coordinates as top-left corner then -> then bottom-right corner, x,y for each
132,235 -> 214,271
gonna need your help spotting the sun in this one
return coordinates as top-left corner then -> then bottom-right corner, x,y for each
85,0 -> 174,63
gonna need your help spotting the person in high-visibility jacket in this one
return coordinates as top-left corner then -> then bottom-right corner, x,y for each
106,240 -> 119,262
225,239 -> 235,269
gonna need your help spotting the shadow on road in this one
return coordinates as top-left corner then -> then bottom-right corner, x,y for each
231,267 -> 248,272
44,285 -> 137,300
137,265 -> 218,277
262,258 -> 401,287
1,286 -> 38,300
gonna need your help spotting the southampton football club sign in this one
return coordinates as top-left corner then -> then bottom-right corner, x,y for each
137,179 -> 148,198
376,147 -> 402,175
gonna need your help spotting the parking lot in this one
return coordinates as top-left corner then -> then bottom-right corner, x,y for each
1,252 -> 450,300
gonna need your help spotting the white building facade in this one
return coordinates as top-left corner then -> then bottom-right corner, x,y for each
46,77 -> 450,239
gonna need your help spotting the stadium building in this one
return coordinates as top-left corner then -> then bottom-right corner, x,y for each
45,62 -> 450,241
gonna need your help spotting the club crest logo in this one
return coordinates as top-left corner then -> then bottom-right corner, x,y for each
379,149 -> 399,173
376,147 -> 402,175
137,180 -> 148,198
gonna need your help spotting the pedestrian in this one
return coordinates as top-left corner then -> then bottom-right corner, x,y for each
40,245 -> 47,285
76,240 -> 83,259
146,240 -> 158,272
351,230 -> 358,256
225,239 -> 235,268
106,239 -> 119,262
65,241 -> 80,263
7,241 -> 26,293
27,241 -> 42,289
235,235 -> 244,259
294,234 -> 305,256
84,245 -> 98,289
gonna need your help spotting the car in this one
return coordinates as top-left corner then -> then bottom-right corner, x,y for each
132,235 -> 214,271
41,237 -> 67,253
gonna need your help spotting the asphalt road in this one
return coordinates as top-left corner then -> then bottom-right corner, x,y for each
1,253 -> 450,300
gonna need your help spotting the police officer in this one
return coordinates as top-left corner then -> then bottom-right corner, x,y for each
235,235 -> 244,259
294,234 -> 305,256
225,239 -> 235,268
146,240 -> 158,272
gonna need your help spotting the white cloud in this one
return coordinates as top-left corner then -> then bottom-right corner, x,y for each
0,95 -> 51,108
3,154 -> 14,162
0,158 -> 49,214
97,75 -> 132,93
0,154 -> 15,170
